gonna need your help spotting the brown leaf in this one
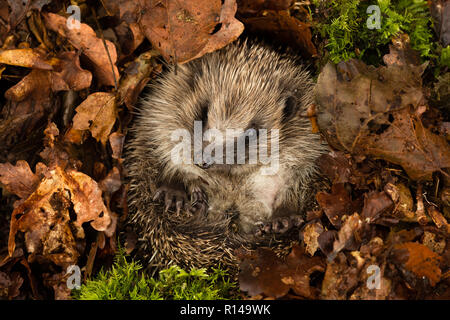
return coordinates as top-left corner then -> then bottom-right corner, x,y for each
109,132 -> 125,160
316,183 -> 353,228
0,48 -> 53,70
316,54 -> 450,181
238,247 -> 289,298
8,165 -> 112,267
114,22 -> 145,56
321,253 -> 359,299
241,10 -> 316,57
238,245 -> 325,299
329,213 -> 364,261
0,160 -> 40,199
139,0 -> 244,64
51,51 -> 92,91
360,191 -> 394,224
117,50 -> 159,110
43,12 -> 119,87
392,242 -> 443,287
237,0 -> 293,14
71,92 -> 117,145
301,221 -> 323,256
98,167 -> 122,195
316,151 -> 352,184
7,0 -> 51,28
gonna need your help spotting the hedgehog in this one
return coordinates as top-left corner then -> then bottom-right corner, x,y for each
125,40 -> 328,271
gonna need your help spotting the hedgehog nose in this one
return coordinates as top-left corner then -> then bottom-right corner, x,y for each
196,161 -> 212,169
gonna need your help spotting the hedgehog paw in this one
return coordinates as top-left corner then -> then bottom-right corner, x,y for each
256,215 -> 304,236
152,184 -> 189,214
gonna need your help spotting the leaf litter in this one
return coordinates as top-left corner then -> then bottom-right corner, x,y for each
0,0 -> 448,300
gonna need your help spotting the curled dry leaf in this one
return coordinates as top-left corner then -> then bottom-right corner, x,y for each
71,92 -> 117,145
51,51 -> 92,91
360,191 -> 394,224
0,48 -> 52,70
43,12 -> 119,87
321,253 -> 359,299
301,221 -> 324,256
117,50 -> 160,110
109,132 -> 125,160
384,182 -> 415,222
139,0 -> 244,64
8,164 -> 112,268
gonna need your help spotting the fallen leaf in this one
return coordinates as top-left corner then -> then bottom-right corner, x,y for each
360,191 -> 394,224
71,92 -> 117,145
316,183 -> 353,228
117,50 -> 160,110
51,51 -> 92,91
316,52 -> 450,180
301,221 -> 323,256
0,160 -> 40,199
0,48 -> 52,70
238,245 -> 325,299
241,10 -> 316,57
139,0 -> 244,63
392,242 -> 443,287
43,12 -> 119,87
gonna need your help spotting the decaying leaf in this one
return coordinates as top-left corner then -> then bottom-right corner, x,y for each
316,54 -> 450,181
301,221 -> 324,256
43,12 -> 119,87
238,245 -> 325,299
138,0 -> 244,63
316,183 -> 353,228
117,50 -> 160,110
391,242 -> 443,287
7,164 -> 112,267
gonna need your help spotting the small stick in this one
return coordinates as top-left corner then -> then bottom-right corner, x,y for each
427,206 -> 450,234
415,184 -> 428,225
90,6 -> 118,90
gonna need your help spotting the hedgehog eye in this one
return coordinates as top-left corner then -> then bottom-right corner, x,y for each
199,103 -> 208,125
282,96 -> 298,123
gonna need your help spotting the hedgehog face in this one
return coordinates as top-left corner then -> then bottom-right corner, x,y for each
191,93 -> 296,176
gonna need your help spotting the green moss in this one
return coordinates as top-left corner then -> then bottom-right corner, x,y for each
311,0 -> 435,64
72,249 -> 239,300
440,45 -> 450,68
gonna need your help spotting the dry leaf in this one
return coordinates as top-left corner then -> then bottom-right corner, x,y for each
139,0 -> 244,63
71,92 -> 117,145
43,12 -> 119,87
0,48 -> 52,70
8,165 -> 112,267
392,242 -> 443,287
0,160 -> 40,199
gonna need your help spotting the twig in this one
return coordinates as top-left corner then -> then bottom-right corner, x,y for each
415,184 -> 428,225
90,6 -> 118,90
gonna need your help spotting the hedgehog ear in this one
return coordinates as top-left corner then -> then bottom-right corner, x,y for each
282,96 -> 298,123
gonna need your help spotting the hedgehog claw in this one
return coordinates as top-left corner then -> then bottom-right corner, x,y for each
256,215 -> 304,236
153,184 -> 188,213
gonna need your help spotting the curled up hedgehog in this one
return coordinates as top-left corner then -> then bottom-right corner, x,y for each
125,40 -> 328,271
